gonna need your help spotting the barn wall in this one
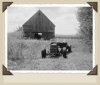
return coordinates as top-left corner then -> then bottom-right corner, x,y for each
23,32 -> 55,40
42,32 -> 55,40
23,10 -> 55,40
23,10 -> 55,33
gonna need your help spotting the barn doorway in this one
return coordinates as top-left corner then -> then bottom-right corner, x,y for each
34,33 -> 42,39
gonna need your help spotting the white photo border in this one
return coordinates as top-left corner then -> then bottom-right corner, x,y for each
5,4 -> 96,73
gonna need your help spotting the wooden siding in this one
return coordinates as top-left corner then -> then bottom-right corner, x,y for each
23,32 -> 55,40
23,10 -> 55,33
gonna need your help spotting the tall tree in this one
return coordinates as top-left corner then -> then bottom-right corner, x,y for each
77,7 -> 93,52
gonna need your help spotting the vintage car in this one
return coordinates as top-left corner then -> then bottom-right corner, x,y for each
41,42 -> 72,58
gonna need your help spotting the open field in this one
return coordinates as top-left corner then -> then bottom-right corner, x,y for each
7,34 -> 93,70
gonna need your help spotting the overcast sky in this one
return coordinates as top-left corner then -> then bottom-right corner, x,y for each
7,6 -> 80,35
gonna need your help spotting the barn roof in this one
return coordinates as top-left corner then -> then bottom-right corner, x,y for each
23,10 -> 55,32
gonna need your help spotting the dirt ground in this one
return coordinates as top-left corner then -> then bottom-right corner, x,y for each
8,38 -> 93,70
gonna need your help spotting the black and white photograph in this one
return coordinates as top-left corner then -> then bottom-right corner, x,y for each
6,4 -> 94,71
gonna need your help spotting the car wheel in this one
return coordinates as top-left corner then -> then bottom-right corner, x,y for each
41,49 -> 46,58
63,55 -> 67,58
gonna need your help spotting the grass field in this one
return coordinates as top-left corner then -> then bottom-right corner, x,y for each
7,34 -> 93,70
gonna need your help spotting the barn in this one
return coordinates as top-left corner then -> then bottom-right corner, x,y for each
23,10 -> 55,40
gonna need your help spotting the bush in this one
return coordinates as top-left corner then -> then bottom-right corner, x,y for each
77,7 -> 93,52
